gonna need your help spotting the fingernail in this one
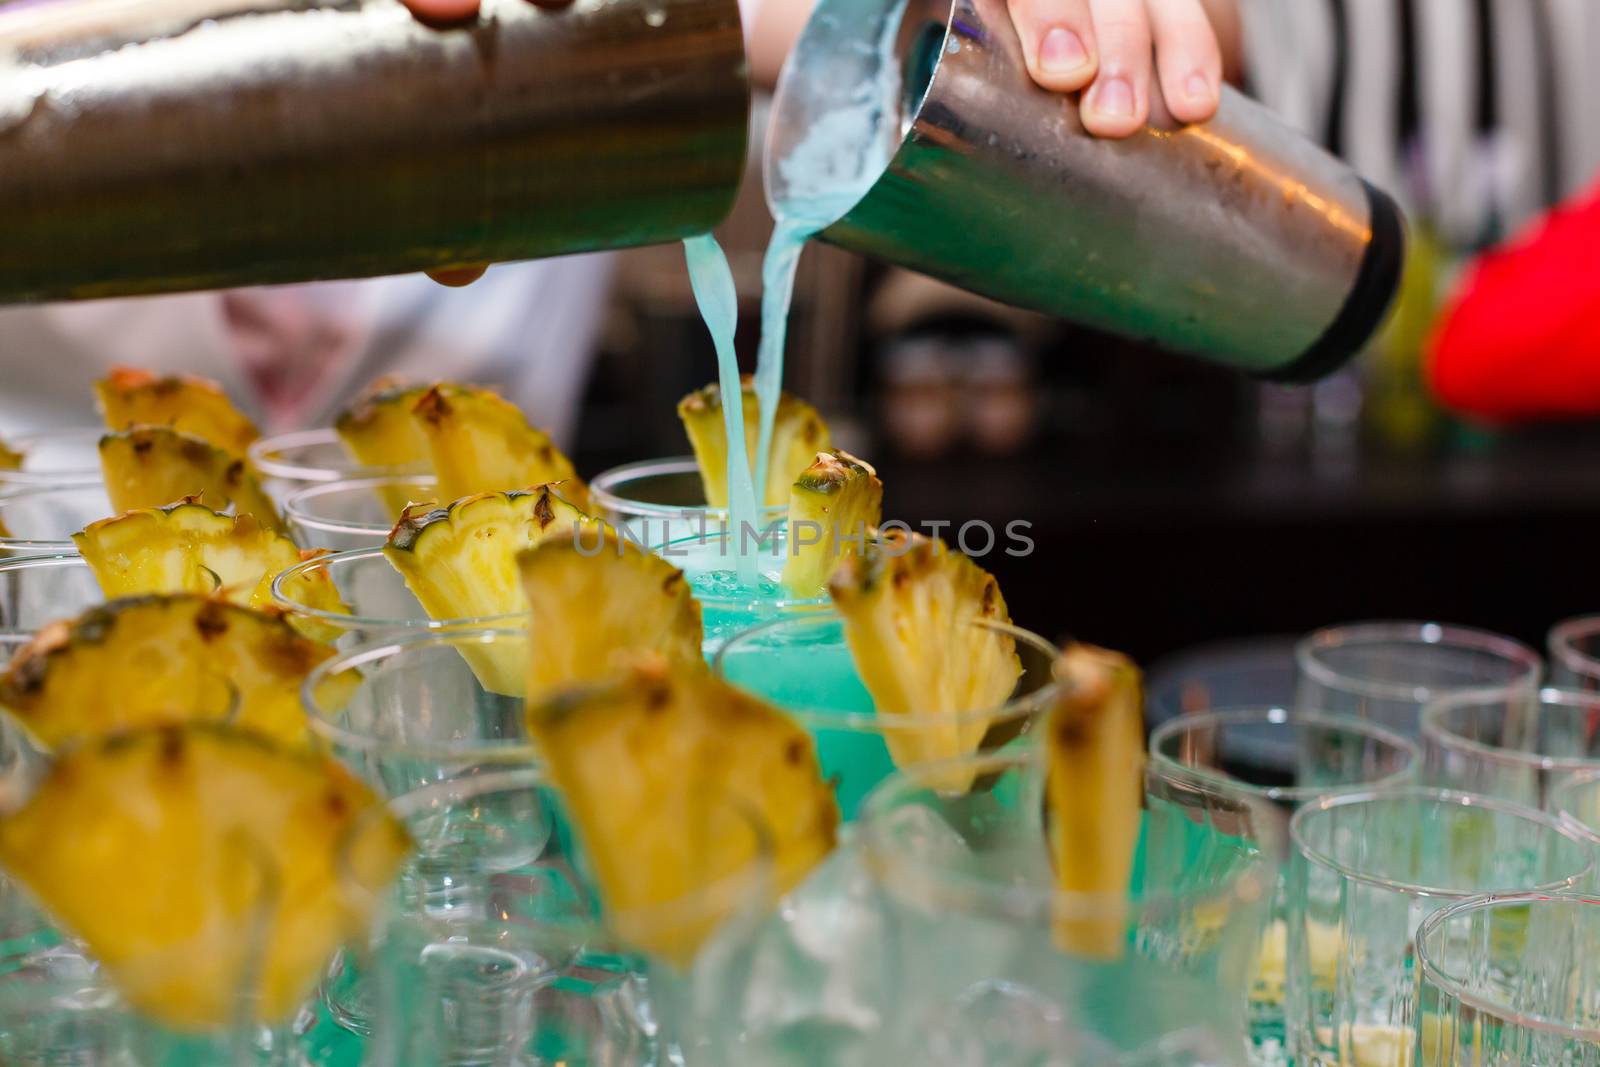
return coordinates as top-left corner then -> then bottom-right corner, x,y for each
1185,73 -> 1214,102
1039,27 -> 1089,73
1091,76 -> 1135,118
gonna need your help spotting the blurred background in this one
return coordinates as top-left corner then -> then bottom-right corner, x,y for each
580,96 -> 1600,665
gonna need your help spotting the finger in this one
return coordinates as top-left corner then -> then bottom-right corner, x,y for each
1007,0 -> 1099,93
1148,0 -> 1221,125
402,0 -> 478,22
427,264 -> 490,287
1080,0 -> 1151,138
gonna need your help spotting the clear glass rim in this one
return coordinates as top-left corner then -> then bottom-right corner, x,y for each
0,428 -> 103,487
712,610 -> 1060,730
1422,687 -> 1600,775
1549,616 -> 1600,684
658,527 -> 828,609
590,456 -> 787,523
1289,786 -> 1593,898
1148,706 -> 1422,804
270,546 -> 525,630
250,427 -> 431,485
0,483 -> 106,553
859,748 -> 1279,923
1416,891 -> 1600,1042
302,627 -> 535,759
282,475 -> 440,538
0,553 -> 93,640
1294,621 -> 1542,704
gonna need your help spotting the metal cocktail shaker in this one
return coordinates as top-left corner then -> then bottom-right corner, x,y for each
0,0 -> 748,303
767,0 -> 1406,382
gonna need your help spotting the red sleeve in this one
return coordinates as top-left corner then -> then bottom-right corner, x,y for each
1426,179 -> 1600,423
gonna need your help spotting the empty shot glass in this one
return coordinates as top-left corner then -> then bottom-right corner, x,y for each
0,555 -> 107,640
0,485 -> 117,556
1423,688 -> 1600,810
283,476 -> 440,552
0,430 -> 103,496
1549,617 -> 1600,693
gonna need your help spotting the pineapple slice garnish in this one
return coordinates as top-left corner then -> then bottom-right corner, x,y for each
381,487 -> 594,695
677,378 -> 831,509
99,427 -> 287,536
0,595 -> 348,747
72,499 -> 352,642
518,526 -> 705,702
780,450 -> 884,598
95,366 -> 261,458
0,724 -> 410,1029
334,378 -> 434,517
413,384 -> 590,510
1045,643 -> 1145,960
0,438 -> 21,471
827,531 -> 1022,785
527,659 -> 838,967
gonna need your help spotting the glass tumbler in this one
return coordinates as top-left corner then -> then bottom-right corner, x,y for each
0,485 -> 116,556
591,456 -> 786,551
282,475 -> 440,552
1422,688 -> 1600,809
1549,617 -> 1600,693
0,429 -> 103,496
0,555 -> 107,640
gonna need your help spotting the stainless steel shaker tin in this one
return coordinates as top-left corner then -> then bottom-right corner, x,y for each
767,0 -> 1405,381
0,0 -> 749,303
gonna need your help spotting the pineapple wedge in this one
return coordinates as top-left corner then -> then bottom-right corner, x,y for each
827,531 -> 1022,785
0,725 -> 410,1029
100,428 -> 287,536
518,526 -> 704,701
1045,643 -> 1145,960
0,438 -> 21,470
413,384 -> 590,509
382,487 -> 593,694
677,379 -> 831,509
334,378 -> 434,517
73,500 -> 351,643
527,660 -> 838,966
780,450 -> 884,598
95,366 -> 261,458
0,595 -> 345,747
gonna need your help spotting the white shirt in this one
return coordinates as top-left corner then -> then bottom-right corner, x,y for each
0,0 -> 764,445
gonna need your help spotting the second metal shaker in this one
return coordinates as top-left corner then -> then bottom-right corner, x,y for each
0,0 -> 748,304
766,0 -> 1405,382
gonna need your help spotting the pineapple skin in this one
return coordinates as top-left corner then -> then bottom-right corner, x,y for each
780,449 -> 884,598
95,366 -> 261,458
0,724 -> 410,1029
527,661 -> 839,967
828,532 -> 1022,787
677,379 -> 832,509
1045,644 -> 1145,960
0,594 -> 342,748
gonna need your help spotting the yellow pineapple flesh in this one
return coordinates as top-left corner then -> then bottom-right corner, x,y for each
0,595 -> 347,747
1045,643 -> 1145,960
382,487 -> 595,694
334,378 -> 434,517
676,379 -> 831,509
518,526 -> 704,702
527,660 -> 838,967
0,438 -> 21,471
827,532 -> 1021,785
0,725 -> 410,1029
780,450 -> 884,598
72,500 -> 352,642
95,366 -> 261,458
99,428 -> 287,536
413,384 -> 590,510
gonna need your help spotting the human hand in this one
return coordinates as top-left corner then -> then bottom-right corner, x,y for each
1006,0 -> 1224,138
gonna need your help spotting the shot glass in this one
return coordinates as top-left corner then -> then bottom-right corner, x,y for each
0,484 -> 116,556
283,475 -> 440,552
660,525 -> 827,652
1286,788 -> 1594,1067
249,427 -> 428,493
854,750 -> 1280,1067
1423,688 -> 1600,809
0,555 -> 108,640
1415,893 -> 1600,1065
591,456 -> 786,550
1146,636 -> 1301,724
1549,617 -> 1600,693
713,611 -> 1058,818
0,429 -> 104,496
1149,709 -> 1421,1065
1295,622 -> 1542,736
1551,770 -> 1600,847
